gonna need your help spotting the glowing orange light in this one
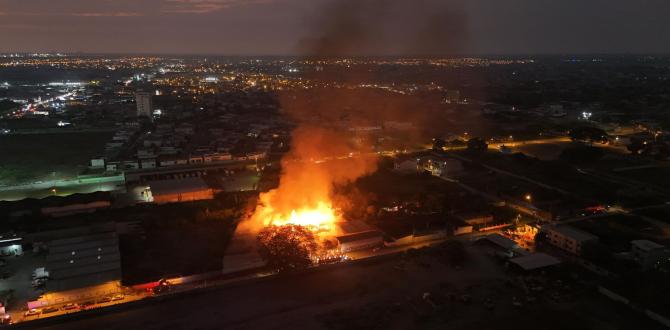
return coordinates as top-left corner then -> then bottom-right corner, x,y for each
256,200 -> 339,237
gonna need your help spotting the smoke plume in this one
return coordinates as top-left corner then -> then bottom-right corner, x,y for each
241,0 -> 469,234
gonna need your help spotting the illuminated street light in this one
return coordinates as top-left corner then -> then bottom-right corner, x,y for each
525,194 -> 532,202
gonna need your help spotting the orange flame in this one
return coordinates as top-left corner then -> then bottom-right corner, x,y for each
239,126 -> 377,239
252,194 -> 340,237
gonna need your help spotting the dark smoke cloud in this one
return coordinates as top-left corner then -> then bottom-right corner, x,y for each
245,0 -> 474,234
281,0 -> 473,142
297,0 -> 469,56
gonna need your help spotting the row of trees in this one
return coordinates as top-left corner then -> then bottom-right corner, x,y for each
568,126 -> 670,159
432,137 -> 488,152
568,126 -> 609,144
627,138 -> 670,159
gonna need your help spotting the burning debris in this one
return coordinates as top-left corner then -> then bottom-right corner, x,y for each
256,200 -> 338,235
240,125 -> 378,240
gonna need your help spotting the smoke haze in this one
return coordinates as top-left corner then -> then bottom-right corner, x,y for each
243,0 -> 470,233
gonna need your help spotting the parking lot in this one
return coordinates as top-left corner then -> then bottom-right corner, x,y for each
0,251 -> 45,316
19,292 -> 146,323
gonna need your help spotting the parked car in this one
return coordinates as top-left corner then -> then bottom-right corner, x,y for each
1,313 -> 12,325
62,303 -> 78,310
42,307 -> 59,314
152,279 -> 171,295
97,296 -> 112,304
80,301 -> 95,309
23,309 -> 40,317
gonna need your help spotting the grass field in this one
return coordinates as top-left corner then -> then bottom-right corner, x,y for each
0,132 -> 113,185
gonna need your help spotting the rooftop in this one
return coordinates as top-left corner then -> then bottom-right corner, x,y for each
336,220 -> 375,235
480,233 -> 518,251
336,230 -> 383,244
509,253 -> 561,271
632,239 -> 665,251
46,231 -> 121,291
149,177 -> 211,196
546,225 -> 598,242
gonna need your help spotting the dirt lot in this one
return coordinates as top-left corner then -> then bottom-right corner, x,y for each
39,245 -> 664,330
509,141 -> 571,160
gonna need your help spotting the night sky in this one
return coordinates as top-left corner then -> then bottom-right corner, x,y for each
1,0 -> 670,55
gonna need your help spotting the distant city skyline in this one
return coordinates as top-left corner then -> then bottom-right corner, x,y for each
2,0 -> 670,55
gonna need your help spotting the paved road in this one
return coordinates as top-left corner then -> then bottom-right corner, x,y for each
33,247 -> 510,330
27,244 -> 665,330
555,204 -> 670,238
11,228 -> 504,327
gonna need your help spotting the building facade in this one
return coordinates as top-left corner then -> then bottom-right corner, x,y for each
336,230 -> 383,253
631,240 -> 669,270
543,225 -> 598,255
135,91 -> 153,120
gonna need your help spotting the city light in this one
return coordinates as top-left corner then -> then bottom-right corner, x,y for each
0,8 -> 669,328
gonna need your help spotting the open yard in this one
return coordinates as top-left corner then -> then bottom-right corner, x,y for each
0,132 -> 113,185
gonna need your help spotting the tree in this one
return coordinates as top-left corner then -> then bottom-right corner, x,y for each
257,225 -> 318,271
627,138 -> 645,155
432,138 -> 446,151
467,137 -> 488,152
569,126 -> 609,144
627,138 -> 670,159
0,99 -> 20,115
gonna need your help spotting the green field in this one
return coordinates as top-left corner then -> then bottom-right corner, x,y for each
0,132 -> 113,185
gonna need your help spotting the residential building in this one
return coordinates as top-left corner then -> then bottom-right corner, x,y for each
444,90 -> 461,104
135,91 -> 153,120
149,177 -> 215,204
543,225 -> 598,255
631,240 -> 669,270
421,157 -> 464,178
336,230 -> 383,253
46,231 -> 122,292
0,234 -> 22,256
140,158 -> 157,169
89,158 -> 105,169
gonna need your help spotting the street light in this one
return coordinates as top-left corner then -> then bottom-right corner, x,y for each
525,194 -> 532,202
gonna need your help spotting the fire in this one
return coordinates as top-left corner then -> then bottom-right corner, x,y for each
239,126 -> 377,240
284,203 -> 338,229
254,198 -> 340,237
